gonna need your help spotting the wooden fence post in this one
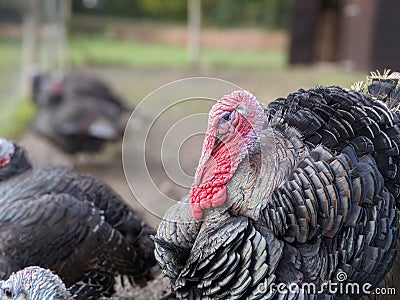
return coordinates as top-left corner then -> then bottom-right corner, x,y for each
187,0 -> 201,65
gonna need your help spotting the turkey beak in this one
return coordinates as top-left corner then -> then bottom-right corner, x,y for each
214,135 -> 223,148
217,123 -> 229,137
194,122 -> 218,186
216,113 -> 233,142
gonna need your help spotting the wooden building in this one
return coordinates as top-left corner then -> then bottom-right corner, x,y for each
289,0 -> 400,71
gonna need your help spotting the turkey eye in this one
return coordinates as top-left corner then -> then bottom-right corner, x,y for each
4,288 -> 13,298
220,111 -> 232,121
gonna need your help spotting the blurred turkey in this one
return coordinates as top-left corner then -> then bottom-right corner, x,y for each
0,266 -> 72,300
0,138 -> 157,299
32,70 -> 132,153
155,71 -> 400,299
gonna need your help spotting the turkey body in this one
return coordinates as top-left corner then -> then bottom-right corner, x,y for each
0,142 -> 156,299
32,70 -> 131,153
155,76 -> 400,299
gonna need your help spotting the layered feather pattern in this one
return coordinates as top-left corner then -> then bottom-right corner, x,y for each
155,73 -> 400,299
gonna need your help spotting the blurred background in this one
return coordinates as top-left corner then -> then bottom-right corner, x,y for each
0,0 -> 399,228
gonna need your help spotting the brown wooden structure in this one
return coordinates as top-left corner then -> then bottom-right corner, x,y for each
289,0 -> 400,71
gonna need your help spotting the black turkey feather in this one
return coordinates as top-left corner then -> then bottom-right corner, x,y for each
155,71 -> 400,299
0,138 -> 156,299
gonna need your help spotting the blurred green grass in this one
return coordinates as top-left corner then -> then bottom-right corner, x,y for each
69,34 -> 286,68
0,98 -> 36,138
0,37 -> 34,138
0,37 -> 21,69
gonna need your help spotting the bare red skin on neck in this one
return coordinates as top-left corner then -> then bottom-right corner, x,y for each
0,156 -> 10,168
189,133 -> 242,219
189,91 -> 263,219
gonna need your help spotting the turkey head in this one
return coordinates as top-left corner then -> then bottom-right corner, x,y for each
189,90 -> 265,219
0,139 -> 31,181
0,139 -> 14,168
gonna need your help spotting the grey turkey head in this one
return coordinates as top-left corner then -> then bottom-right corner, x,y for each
0,267 -> 72,300
0,139 -> 14,168
0,138 -> 31,181
32,71 -> 64,108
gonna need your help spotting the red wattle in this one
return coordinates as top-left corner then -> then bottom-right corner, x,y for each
211,186 -> 226,207
190,202 -> 203,220
0,157 -> 10,167
189,140 -> 237,218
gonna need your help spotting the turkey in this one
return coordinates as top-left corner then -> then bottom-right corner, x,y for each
32,70 -> 132,153
154,71 -> 400,299
0,266 -> 72,300
0,138 -> 157,299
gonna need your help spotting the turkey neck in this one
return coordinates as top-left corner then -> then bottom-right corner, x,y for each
226,126 -> 307,220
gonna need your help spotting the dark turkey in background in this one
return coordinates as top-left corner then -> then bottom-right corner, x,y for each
31,70 -> 132,154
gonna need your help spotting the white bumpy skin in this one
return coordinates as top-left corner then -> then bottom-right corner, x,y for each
0,266 -> 72,300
